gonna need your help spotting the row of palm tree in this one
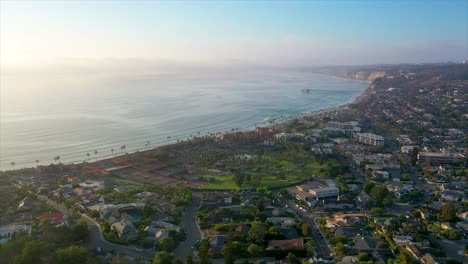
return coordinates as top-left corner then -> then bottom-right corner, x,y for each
8,126 -> 250,169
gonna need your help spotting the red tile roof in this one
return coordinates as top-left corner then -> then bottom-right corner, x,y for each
36,212 -> 65,224
268,238 -> 304,250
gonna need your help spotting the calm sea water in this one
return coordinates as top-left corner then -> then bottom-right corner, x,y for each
0,69 -> 367,170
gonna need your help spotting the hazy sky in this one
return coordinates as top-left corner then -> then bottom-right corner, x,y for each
1,0 -> 467,67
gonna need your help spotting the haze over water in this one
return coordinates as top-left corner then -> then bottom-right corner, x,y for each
0,69 -> 367,170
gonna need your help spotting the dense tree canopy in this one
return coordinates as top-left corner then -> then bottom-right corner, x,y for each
52,246 -> 91,264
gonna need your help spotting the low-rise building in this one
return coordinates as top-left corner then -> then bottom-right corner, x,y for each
0,224 -> 31,244
354,133 -> 384,147
111,220 -> 138,241
417,152 -> 465,166
309,186 -> 340,198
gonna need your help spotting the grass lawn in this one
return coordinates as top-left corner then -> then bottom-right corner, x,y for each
110,176 -> 145,186
200,174 -> 240,190
199,158 -> 341,190
200,173 -> 304,190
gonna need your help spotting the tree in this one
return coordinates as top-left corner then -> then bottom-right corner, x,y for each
16,241 -> 54,264
248,221 -> 266,243
334,242 -> 346,257
358,252 -> 371,262
221,243 -> 234,264
382,197 -> 393,207
287,252 -> 300,264
71,221 -> 89,241
446,229 -> 461,240
247,243 -> 263,257
198,238 -> 210,264
438,203 -> 456,222
395,251 -> 417,264
183,255 -> 194,264
301,223 -> 312,236
305,240 -> 315,256
108,255 -> 130,264
256,199 -> 265,212
409,147 -> 419,165
159,237 -> 175,252
371,185 -> 389,206
371,207 -> 385,216
376,241 -> 389,249
153,251 -> 173,264
232,170 -> 244,187
52,246 -> 91,264
363,182 -> 376,194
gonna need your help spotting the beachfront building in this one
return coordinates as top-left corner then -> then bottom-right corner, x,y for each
417,152 -> 465,166
322,121 -> 361,137
354,133 -> 385,147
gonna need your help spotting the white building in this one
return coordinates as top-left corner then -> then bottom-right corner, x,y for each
0,224 -> 31,244
354,133 -> 384,147
308,186 -> 340,198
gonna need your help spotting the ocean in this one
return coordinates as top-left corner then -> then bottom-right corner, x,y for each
0,69 -> 367,170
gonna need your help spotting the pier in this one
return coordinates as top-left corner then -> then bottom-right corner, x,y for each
301,89 -> 359,93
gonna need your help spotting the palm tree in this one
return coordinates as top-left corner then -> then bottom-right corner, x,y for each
121,145 -> 126,154
86,152 -> 90,161
111,148 -> 114,156
54,156 -> 60,163
94,150 -> 98,161
10,162 -> 15,170
35,160 -> 39,167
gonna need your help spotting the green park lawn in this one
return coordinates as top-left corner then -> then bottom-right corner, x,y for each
199,158 -> 341,190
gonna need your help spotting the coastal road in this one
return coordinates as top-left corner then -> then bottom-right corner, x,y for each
173,192 -> 203,261
38,195 -> 154,260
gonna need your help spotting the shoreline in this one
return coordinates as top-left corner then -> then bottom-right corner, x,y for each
1,76 -> 372,172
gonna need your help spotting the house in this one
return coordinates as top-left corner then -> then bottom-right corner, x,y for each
421,253 -> 440,264
79,180 -> 104,190
323,199 -> 355,210
404,243 -> 423,260
278,228 -> 299,239
73,188 -> 85,196
57,185 -> 74,199
36,212 -> 66,227
392,236 -> 413,246
352,236 -> 385,252
17,197 -> 37,211
440,190 -> 463,202
268,238 -> 304,251
144,227 -> 170,243
111,220 -> 138,241
209,235 -> 228,254
326,213 -> 366,228
267,217 -> 297,228
372,171 -> 389,181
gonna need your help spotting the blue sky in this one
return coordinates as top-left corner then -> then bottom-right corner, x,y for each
1,0 -> 467,66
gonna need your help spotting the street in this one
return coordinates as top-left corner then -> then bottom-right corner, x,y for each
173,192 -> 203,261
284,199 -> 333,260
